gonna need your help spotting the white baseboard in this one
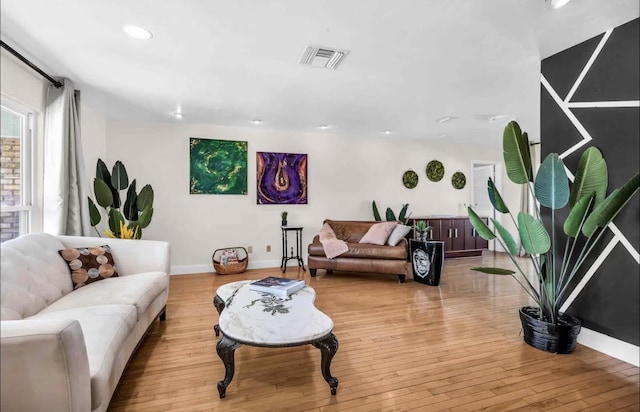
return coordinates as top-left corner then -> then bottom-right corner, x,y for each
171,259 -> 284,275
578,327 -> 639,367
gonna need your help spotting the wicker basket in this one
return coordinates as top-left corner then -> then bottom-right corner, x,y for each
212,247 -> 249,275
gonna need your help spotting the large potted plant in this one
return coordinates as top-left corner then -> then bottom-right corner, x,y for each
88,159 -> 154,239
468,121 -> 639,354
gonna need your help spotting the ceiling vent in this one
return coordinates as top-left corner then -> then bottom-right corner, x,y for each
298,45 -> 350,70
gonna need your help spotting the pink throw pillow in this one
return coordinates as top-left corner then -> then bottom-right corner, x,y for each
359,222 -> 398,245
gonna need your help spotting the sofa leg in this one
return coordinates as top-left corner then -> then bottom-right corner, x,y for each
159,308 -> 167,321
398,275 -> 406,284
310,269 -> 317,277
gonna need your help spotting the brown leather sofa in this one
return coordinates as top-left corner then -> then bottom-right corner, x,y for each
307,220 -> 409,283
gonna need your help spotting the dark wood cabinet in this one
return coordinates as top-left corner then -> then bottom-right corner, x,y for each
409,216 -> 489,258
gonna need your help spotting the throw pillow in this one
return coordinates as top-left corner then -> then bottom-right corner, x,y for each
58,245 -> 119,289
386,224 -> 412,246
359,222 -> 398,245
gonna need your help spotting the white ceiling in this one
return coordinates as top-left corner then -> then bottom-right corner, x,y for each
1,0 -> 638,145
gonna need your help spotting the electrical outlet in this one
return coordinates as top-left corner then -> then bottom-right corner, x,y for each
266,245 -> 271,252
248,246 -> 253,253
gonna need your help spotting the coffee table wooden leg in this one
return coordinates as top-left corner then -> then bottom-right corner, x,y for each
312,333 -> 339,395
216,335 -> 241,398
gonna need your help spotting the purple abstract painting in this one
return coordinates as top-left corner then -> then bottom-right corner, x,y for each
256,152 -> 308,204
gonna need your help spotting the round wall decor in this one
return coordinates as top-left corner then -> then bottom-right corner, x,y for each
402,170 -> 419,189
426,160 -> 445,182
452,171 -> 466,189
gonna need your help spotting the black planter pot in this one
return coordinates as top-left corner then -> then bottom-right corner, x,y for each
519,306 -> 581,354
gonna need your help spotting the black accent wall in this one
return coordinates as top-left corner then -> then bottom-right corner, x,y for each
541,18 -> 639,346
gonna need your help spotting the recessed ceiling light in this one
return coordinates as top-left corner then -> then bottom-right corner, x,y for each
437,116 -> 458,123
123,25 -> 153,40
172,112 -> 183,119
438,134 -> 447,138
317,125 -> 330,130
251,119 -> 263,124
545,0 -> 571,9
383,130 -> 393,135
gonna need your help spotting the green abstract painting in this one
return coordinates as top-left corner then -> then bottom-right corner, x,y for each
190,138 -> 248,194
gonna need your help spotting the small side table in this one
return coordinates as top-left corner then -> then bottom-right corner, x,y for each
281,226 -> 306,272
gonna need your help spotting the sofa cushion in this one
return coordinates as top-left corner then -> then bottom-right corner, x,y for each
37,271 -> 168,321
359,222 -> 397,245
326,220 -> 382,243
58,245 -> 119,289
1,233 -> 73,320
30,304 -> 137,410
309,242 -> 407,260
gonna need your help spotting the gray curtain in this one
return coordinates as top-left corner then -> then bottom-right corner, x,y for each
43,78 -> 91,236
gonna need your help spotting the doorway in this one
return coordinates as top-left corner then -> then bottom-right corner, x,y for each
471,161 -> 501,251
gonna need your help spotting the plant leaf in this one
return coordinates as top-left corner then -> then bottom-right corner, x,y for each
111,160 -> 129,190
468,207 -> 496,240
94,178 -> 113,208
386,208 -> 396,221
123,179 -> 138,221
471,267 -> 515,275
108,209 -> 125,238
87,197 -> 101,226
398,203 -> 409,222
582,173 -> 640,238
563,192 -> 595,237
136,184 -> 154,211
570,147 -> 608,208
488,178 -> 509,214
372,200 -> 381,221
503,121 -> 533,184
96,158 -> 112,187
534,153 -> 570,209
492,218 -> 518,255
137,206 -> 154,229
518,212 -> 550,254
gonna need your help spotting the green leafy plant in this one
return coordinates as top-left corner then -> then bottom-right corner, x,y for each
372,201 -> 411,224
88,159 -> 154,239
468,121 -> 639,324
414,220 -> 433,240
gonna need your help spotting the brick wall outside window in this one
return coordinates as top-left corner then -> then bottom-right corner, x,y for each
1,136 -> 21,242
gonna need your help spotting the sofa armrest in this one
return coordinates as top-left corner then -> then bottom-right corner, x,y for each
56,235 -> 171,276
1,319 -> 91,412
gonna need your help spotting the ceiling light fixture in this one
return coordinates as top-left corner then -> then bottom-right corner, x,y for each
123,25 -> 153,40
437,116 -> 458,123
383,130 -> 393,135
172,112 -> 183,119
545,0 -> 571,9
251,119 -> 263,124
489,114 -> 511,122
438,134 -> 447,138
317,125 -> 330,130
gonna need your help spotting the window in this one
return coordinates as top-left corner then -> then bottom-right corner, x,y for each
1,98 -> 35,242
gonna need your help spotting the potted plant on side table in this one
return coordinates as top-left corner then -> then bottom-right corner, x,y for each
281,211 -> 288,227
468,121 -> 639,354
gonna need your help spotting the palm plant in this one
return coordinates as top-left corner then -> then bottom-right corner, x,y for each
468,121 -> 639,325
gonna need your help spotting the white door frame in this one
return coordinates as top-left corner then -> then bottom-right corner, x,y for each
471,160 -> 503,252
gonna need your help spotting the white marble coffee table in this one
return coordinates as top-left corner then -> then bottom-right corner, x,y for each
213,281 -> 339,398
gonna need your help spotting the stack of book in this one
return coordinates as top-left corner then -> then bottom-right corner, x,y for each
249,276 -> 306,298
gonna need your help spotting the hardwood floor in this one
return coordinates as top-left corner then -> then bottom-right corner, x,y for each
109,253 -> 639,411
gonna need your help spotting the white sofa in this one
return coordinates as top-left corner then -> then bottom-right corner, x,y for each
0,233 -> 170,412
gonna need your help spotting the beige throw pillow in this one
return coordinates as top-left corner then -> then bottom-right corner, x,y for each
386,224 -> 412,246
359,222 -> 398,245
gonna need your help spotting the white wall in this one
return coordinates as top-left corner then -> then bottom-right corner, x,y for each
104,120 -> 520,273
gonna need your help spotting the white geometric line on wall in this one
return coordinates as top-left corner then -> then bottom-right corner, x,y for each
610,223 -> 640,263
560,236 -> 619,312
541,75 -> 593,159
568,101 -> 640,108
564,29 -> 612,103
